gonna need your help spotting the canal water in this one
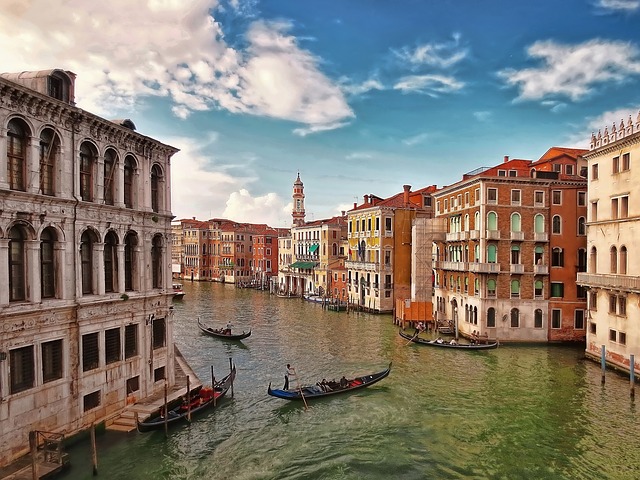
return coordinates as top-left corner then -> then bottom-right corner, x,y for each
60,282 -> 640,480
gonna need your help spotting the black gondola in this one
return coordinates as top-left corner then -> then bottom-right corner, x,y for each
136,365 -> 236,432
197,318 -> 251,340
267,363 -> 391,400
399,330 -> 499,349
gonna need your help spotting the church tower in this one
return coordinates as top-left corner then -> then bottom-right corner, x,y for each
292,172 -> 306,226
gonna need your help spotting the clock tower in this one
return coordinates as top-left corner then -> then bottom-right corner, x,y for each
292,172 -> 306,226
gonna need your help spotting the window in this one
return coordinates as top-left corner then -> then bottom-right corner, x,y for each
552,310 -> 561,329
151,164 -> 162,213
552,190 -> 562,205
9,225 -> 27,302
590,323 -> 596,334
535,246 -> 544,265
10,346 -> 35,394
487,212 -> 497,231
621,196 -> 629,218
153,318 -> 166,349
511,190 -> 521,205
552,247 -> 564,267
578,191 -> 586,206
589,292 -> 597,311
487,244 -> 497,263
574,310 -> 585,329
152,235 -> 163,289
534,214 -> 544,233
609,329 -> 617,342
154,366 -> 166,382
79,142 -> 95,201
535,309 -> 543,328
487,308 -> 496,327
124,156 -> 135,208
534,191 -> 544,206
611,198 -> 619,220
534,280 -> 543,298
620,246 -> 627,274
610,246 -> 617,274
511,213 -> 521,232
577,248 -> 587,273
487,278 -> 496,297
510,308 -> 520,327
475,188 -> 480,202
591,201 -> 598,222
40,129 -> 57,196
511,245 -> 520,264
7,119 -> 27,191
104,231 -> 118,293
40,228 -> 56,298
82,332 -> 99,371
498,170 -> 506,177
619,296 -> 627,316
464,192 -> 469,205
385,217 -> 392,232
553,163 -> 561,173
127,376 -> 140,395
550,282 -> 564,298
613,156 -> 619,173
511,280 -> 520,298
81,230 -> 95,295
609,294 -> 616,313
125,324 -> 138,359
552,215 -> 561,234
619,332 -> 627,345
566,164 -> 574,175
105,328 -> 121,364
622,153 -> 630,171
124,232 -> 137,291
509,170 -> 517,177
487,188 -> 497,204
578,217 -> 586,236
592,164 -> 598,180
104,150 -> 116,205
42,339 -> 63,383
84,391 -> 101,411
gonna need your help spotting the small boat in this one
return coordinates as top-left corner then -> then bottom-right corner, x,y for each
172,283 -> 185,300
303,294 -> 325,304
267,363 -> 391,401
136,366 -> 236,432
197,318 -> 251,340
398,330 -> 498,350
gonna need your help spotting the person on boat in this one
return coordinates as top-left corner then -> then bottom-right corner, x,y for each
224,321 -> 233,335
339,376 -> 348,389
284,364 -> 295,390
435,337 -> 444,344
449,339 -> 458,345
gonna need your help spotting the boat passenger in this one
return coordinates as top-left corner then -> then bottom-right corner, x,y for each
340,376 -> 348,388
449,339 -> 458,345
435,337 -> 444,344
224,321 -> 233,335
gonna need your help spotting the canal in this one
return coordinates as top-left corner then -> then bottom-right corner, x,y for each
60,281 -> 640,479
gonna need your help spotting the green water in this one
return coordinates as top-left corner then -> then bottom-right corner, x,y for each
59,282 -> 640,479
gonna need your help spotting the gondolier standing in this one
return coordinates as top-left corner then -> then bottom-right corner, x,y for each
284,364 -> 295,390
224,321 -> 233,335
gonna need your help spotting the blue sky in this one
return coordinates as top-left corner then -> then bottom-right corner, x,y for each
2,0 -> 640,226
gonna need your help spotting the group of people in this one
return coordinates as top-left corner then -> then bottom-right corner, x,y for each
283,364 -> 350,392
213,321 -> 234,335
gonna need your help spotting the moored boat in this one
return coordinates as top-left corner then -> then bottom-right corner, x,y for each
136,365 -> 236,432
398,330 -> 498,349
172,283 -> 185,300
197,318 -> 251,340
267,363 -> 391,400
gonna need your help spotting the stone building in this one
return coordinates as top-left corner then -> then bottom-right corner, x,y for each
0,69 -> 178,465
578,113 -> 640,374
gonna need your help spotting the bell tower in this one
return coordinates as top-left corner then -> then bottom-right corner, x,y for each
292,172 -> 306,227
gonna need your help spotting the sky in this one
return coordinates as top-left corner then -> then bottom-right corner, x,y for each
2,0 -> 640,227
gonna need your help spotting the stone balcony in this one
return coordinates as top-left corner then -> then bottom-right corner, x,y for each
577,273 -> 640,293
435,261 -> 468,271
486,230 -> 500,240
468,262 -> 501,273
534,232 -> 549,242
510,231 -> 525,241
534,264 -> 549,275
510,264 -> 524,274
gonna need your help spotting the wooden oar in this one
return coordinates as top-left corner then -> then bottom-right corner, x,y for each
404,330 -> 420,346
293,368 -> 308,410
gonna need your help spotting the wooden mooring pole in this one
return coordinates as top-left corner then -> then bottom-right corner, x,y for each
229,358 -> 235,398
29,431 -> 37,480
90,423 -> 98,476
601,345 -> 606,385
163,381 -> 168,437
630,354 -> 635,398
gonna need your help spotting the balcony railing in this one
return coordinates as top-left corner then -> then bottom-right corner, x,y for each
510,264 -> 524,274
577,273 -> 640,292
345,260 -> 379,271
468,262 -> 501,273
436,261 -> 468,271
511,231 -> 525,241
534,265 -> 548,275
469,230 -> 480,240
486,230 -> 500,240
534,232 -> 549,242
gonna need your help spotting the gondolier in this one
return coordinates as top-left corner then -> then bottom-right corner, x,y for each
224,321 -> 233,335
284,364 -> 295,390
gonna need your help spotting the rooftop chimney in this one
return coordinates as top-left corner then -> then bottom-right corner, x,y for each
341,210 -> 345,216
403,185 -> 411,205
364,194 -> 369,204
354,202 -> 357,209
504,155 -> 509,163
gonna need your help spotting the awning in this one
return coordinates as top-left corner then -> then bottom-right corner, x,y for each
309,244 -> 319,253
290,261 -> 317,269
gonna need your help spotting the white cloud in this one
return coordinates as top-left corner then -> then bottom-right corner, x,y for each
223,189 -> 289,226
473,111 -> 492,122
345,152 -> 373,160
293,120 -> 352,137
0,0 -> 352,133
394,74 -> 464,96
341,78 -> 385,96
499,39 -> 640,101
563,107 -> 639,148
596,0 -> 640,11
402,132 -> 430,146
393,34 -> 468,69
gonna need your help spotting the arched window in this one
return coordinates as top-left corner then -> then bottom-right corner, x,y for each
474,211 -> 480,230
8,119 -> 28,191
510,308 -> 520,327
125,232 -> 138,291
487,307 -> 496,327
104,231 -> 118,293
487,244 -> 497,263
124,155 -> 136,208
534,309 -> 543,328
40,128 -> 58,196
552,215 -> 561,234
40,227 -> 56,298
534,214 -> 544,233
474,244 -> 480,262
535,279 -> 543,298
151,164 -> 163,213
332,243 -> 337,256
103,149 -> 116,205
80,142 -> 96,202
474,278 -> 479,295
589,247 -> 597,273
81,230 -> 96,295
487,211 -> 497,231
465,305 -> 469,322
511,279 -> 520,298
464,214 -> 470,231
577,248 -> 587,272
578,216 -> 586,236
534,246 -> 544,265
610,246 -> 618,274
152,235 -> 163,288
487,278 -> 496,297
511,245 -> 520,264
552,247 -> 564,267
620,246 -> 627,275
511,213 -> 521,232
9,225 -> 27,301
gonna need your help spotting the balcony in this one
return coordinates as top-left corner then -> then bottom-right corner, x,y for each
534,232 -> 549,242
345,260 -> 379,272
486,230 -> 500,240
510,264 -> 524,274
437,261 -> 468,271
510,231 -> 525,241
577,273 -> 640,293
445,232 -> 460,242
468,262 -> 501,273
534,264 -> 549,275
469,230 -> 480,240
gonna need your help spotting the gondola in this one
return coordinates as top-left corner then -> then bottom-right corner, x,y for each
197,318 -> 251,340
399,330 -> 498,349
136,365 -> 236,432
267,363 -> 391,400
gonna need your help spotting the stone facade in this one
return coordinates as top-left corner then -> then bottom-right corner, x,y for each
0,69 -> 178,465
